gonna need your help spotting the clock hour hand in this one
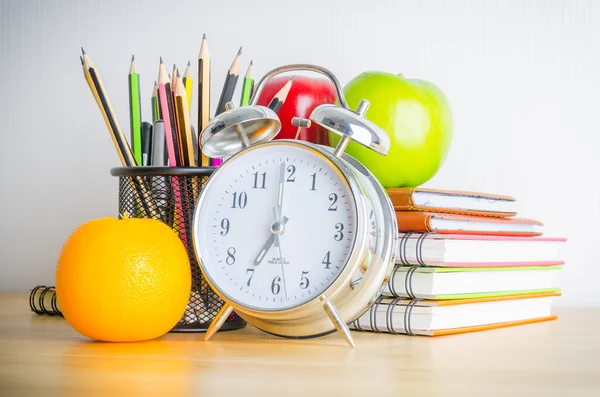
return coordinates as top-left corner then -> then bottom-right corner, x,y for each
254,234 -> 275,267
254,215 -> 289,266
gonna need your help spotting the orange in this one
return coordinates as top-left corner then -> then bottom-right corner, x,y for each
56,216 -> 191,342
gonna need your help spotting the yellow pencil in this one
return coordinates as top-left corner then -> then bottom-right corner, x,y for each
175,78 -> 195,167
80,49 -> 158,218
183,60 -> 193,113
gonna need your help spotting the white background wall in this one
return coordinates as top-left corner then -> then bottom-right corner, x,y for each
0,0 -> 598,306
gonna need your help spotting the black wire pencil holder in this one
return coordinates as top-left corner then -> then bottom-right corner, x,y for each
110,166 -> 246,333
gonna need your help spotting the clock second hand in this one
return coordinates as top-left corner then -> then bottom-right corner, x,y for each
275,234 -> 289,300
275,162 -> 289,299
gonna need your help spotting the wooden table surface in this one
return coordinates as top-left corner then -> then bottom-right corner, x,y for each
0,294 -> 598,396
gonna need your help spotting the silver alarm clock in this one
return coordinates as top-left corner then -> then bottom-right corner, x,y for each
193,65 -> 398,347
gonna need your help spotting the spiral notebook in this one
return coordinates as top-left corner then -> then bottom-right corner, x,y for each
395,233 -> 566,267
384,265 -> 561,299
350,292 -> 559,336
29,286 -> 62,316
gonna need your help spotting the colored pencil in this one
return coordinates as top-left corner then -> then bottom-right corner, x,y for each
165,62 -> 182,166
128,55 -> 142,165
240,60 -> 254,106
157,60 -> 186,239
176,78 -> 200,199
157,59 -> 179,166
141,121 -> 153,166
215,46 -> 242,116
196,34 -> 210,167
191,125 -> 198,166
268,77 -> 294,114
183,60 -> 193,112
171,64 -> 178,94
175,78 -> 195,166
173,68 -> 185,161
211,46 -> 241,167
80,49 -> 157,218
151,121 -> 166,166
152,80 -> 159,121
197,34 -> 211,167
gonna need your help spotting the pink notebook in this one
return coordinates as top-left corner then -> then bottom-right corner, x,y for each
395,233 -> 566,267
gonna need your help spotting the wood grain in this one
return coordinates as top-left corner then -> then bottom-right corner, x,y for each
0,294 -> 599,396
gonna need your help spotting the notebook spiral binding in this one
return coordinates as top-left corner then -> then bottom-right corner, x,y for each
352,295 -> 421,336
350,232 -> 431,334
29,286 -> 62,316
388,232 -> 430,299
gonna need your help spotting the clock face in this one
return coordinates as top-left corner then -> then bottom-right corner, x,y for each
194,142 -> 358,311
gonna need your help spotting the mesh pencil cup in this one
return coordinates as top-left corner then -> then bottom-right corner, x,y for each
110,166 -> 246,332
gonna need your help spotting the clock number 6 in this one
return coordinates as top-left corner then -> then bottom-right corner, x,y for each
334,223 -> 344,241
231,191 -> 248,209
226,247 -> 236,265
271,276 -> 282,295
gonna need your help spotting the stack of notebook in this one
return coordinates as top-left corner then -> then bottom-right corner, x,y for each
351,188 -> 566,336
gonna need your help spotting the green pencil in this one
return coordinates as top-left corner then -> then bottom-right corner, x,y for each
128,55 -> 142,164
240,60 -> 254,106
152,80 -> 159,122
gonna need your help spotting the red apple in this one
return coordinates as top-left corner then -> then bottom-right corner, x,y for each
255,75 -> 336,145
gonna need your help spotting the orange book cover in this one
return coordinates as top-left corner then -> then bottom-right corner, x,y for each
426,315 -> 558,336
396,211 -> 543,236
387,188 -> 516,217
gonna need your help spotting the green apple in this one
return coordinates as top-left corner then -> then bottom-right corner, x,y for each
329,72 -> 453,188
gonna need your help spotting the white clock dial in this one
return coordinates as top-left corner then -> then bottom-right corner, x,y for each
194,142 -> 358,311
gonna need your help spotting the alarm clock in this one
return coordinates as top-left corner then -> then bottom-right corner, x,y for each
193,65 -> 398,347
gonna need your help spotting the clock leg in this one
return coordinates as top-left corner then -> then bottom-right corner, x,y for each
203,303 -> 234,341
322,299 -> 356,348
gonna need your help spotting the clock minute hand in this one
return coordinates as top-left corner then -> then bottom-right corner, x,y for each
275,162 -> 286,220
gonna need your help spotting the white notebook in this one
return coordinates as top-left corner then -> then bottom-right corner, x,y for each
351,293 -> 559,336
395,233 -> 566,267
383,265 -> 561,299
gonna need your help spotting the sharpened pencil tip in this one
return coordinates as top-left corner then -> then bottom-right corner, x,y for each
238,46 -> 243,55
81,47 -> 86,55
160,56 -> 164,64
172,64 -> 176,71
177,69 -> 181,78
154,80 -> 157,85
131,54 -> 135,61
250,60 -> 253,66
203,33 -> 206,40
187,60 -> 191,66
290,76 -> 295,82
79,56 -> 84,65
